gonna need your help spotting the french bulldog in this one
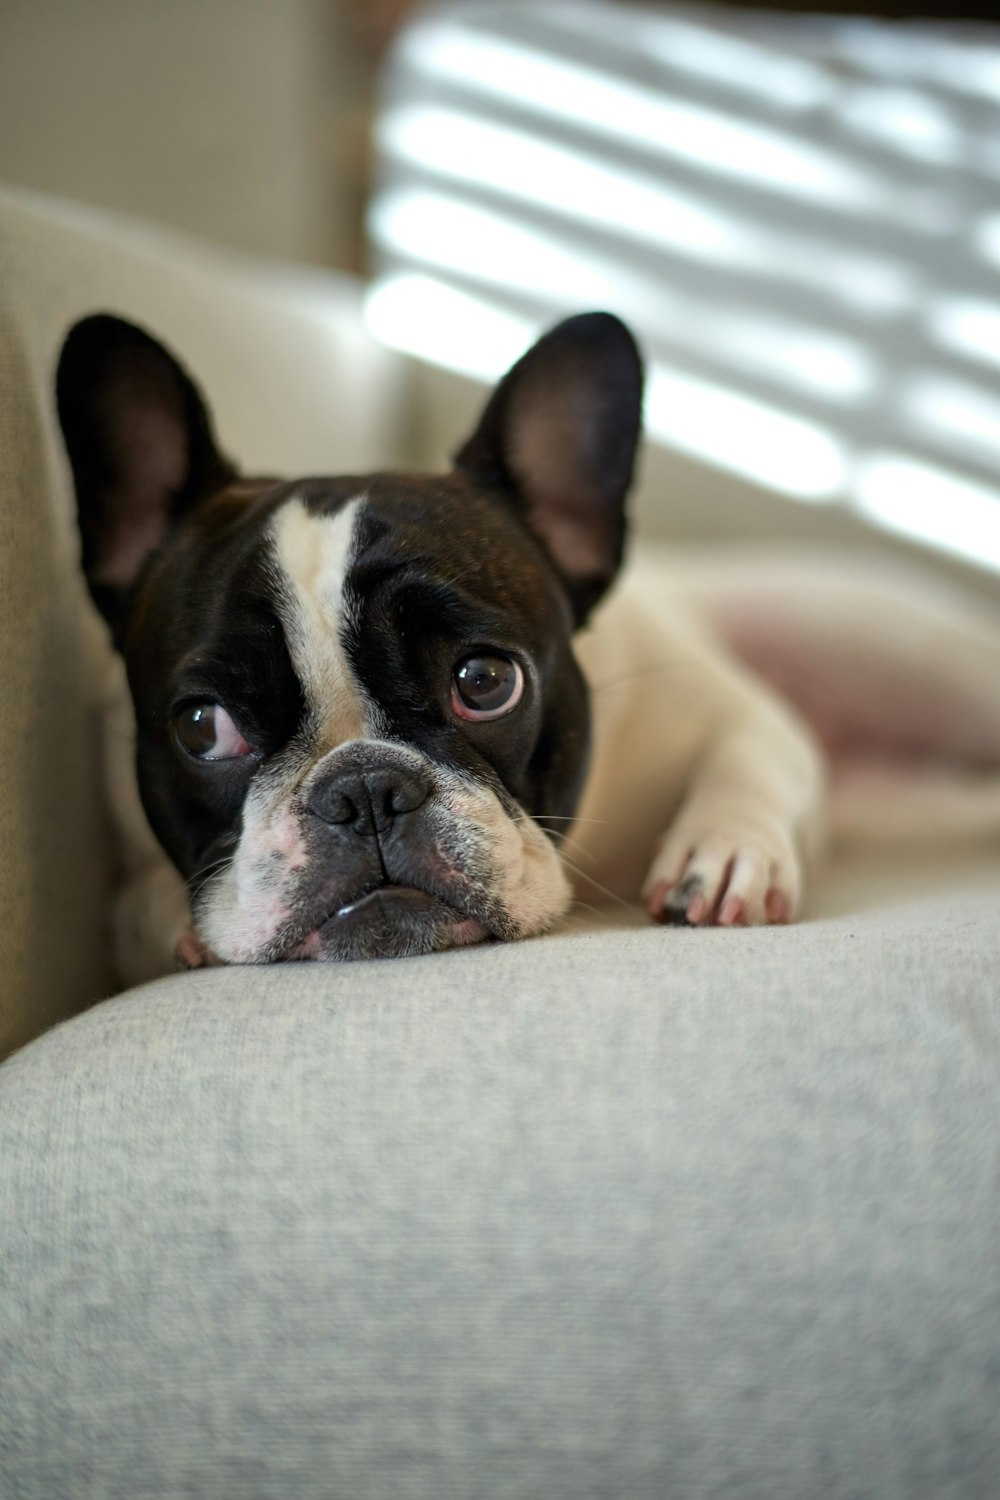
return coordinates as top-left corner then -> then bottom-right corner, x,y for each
57,311 -> 1000,981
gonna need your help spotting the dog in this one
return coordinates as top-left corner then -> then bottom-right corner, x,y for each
58,311 -> 1000,982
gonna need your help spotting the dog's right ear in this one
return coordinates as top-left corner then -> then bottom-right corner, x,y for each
57,314 -> 235,631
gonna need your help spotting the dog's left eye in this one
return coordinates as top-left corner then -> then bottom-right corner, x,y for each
174,703 -> 252,760
451,654 -> 524,721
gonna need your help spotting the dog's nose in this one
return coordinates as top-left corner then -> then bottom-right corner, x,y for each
305,765 -> 430,837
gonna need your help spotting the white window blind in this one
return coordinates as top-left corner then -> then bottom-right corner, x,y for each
367,0 -> 1000,569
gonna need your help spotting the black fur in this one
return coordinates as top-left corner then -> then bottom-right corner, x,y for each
56,311 -> 644,950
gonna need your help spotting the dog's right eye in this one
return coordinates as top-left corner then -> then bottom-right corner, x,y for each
174,703 -> 252,761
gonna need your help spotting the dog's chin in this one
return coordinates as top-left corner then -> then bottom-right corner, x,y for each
284,885 -> 491,963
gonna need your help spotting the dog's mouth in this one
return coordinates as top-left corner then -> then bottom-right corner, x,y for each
186,776 -> 553,966
333,883 -> 439,922
283,881 -> 490,963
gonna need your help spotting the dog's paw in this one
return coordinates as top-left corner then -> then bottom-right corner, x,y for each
643,825 -> 801,928
175,929 -> 211,969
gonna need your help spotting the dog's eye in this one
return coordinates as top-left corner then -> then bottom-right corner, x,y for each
451,654 -> 524,721
174,703 -> 252,760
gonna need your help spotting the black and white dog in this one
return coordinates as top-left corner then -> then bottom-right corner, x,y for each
58,312 -> 1000,979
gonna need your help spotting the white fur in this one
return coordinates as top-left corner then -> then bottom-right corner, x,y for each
148,494 -> 569,969
269,496 -> 372,747
569,547 -> 1000,926
107,539 -> 1000,973
194,740 -> 569,965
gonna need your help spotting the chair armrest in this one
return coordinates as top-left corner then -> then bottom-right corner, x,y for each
0,183 -> 415,1057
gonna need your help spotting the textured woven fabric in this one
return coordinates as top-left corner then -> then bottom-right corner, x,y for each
3,178 -> 1000,1500
2,889 -> 999,1499
0,184 -> 408,1057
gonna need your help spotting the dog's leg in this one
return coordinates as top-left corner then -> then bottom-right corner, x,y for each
577,553 -> 1000,927
572,581 -> 827,925
646,558 -> 1000,921
642,695 -> 825,926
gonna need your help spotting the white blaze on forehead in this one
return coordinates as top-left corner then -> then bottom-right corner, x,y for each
193,493 -> 573,965
270,495 -> 370,746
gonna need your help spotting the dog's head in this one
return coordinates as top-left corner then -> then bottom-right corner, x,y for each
58,311 -> 643,962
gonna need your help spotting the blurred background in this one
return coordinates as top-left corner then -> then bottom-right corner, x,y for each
2,0 -> 999,577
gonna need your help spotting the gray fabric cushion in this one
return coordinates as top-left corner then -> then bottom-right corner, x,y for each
3,891 -> 999,1499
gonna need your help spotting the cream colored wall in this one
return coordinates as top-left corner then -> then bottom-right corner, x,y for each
0,0 -> 356,267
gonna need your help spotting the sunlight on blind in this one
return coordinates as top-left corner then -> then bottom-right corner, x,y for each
369,271 -> 847,498
367,0 -> 1000,569
857,457 -> 1000,570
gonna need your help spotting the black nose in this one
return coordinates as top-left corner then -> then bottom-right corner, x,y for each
305,765 -> 430,837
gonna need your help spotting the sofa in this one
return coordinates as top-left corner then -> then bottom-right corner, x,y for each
2,181 -> 999,1498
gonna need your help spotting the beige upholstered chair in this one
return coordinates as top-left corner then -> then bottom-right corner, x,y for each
1,184 -> 997,1498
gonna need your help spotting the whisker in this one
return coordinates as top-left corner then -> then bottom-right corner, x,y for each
563,898 -> 609,922
590,660 -> 695,695
536,816 -> 612,855
557,848 -> 635,913
535,814 -> 612,825
114,853 -> 235,953
187,855 -> 234,906
191,854 -> 233,877
546,826 -> 608,863
114,880 -> 200,949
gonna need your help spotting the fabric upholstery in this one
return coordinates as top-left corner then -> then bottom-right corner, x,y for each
3,180 -> 1000,1499
0,184 -> 409,1057
2,888 -> 999,1499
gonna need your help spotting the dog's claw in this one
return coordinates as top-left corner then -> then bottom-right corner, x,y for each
765,888 -> 791,924
657,901 -> 695,927
644,831 -> 800,928
649,875 -> 708,926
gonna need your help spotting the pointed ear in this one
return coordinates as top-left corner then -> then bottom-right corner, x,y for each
454,312 -> 643,625
57,314 -> 236,630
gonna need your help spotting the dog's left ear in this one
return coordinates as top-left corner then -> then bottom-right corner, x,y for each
454,312 -> 643,626
57,313 -> 235,631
